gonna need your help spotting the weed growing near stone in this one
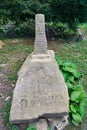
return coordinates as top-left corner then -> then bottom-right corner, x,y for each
3,102 -> 18,130
26,126 -> 50,130
26,126 -> 36,130
0,66 -> 3,70
7,60 -> 24,83
55,41 -> 87,89
56,57 -> 87,125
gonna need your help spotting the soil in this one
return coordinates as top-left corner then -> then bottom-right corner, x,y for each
0,63 -> 12,129
0,61 -> 30,130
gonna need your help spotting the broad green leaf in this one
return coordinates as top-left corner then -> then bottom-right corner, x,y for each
63,66 -> 71,72
71,91 -> 82,102
70,103 -> 79,113
12,125 -> 18,130
75,90 -> 86,103
72,113 -> 82,123
63,62 -> 76,68
78,91 -> 86,100
26,126 -> 36,130
70,104 -> 76,113
73,84 -> 83,91
72,120 -> 79,126
73,72 -> 81,79
62,71 -> 70,81
80,100 -> 86,118
68,75 -> 74,82
66,82 -> 73,89
63,67 -> 81,78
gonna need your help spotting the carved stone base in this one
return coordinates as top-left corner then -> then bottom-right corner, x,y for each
48,116 -> 68,130
29,116 -> 68,130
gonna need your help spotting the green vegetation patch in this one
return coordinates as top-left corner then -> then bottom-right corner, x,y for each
0,66 -> 3,70
56,57 -> 87,125
55,40 -> 87,88
0,39 -> 33,64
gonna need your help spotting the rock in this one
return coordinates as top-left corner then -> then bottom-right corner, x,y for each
11,84 -> 15,87
0,126 -> 7,130
80,120 -> 87,130
0,64 -> 7,67
0,93 -> 4,98
5,96 -> 10,101
0,40 -> 4,49
48,116 -> 68,130
36,119 -> 48,130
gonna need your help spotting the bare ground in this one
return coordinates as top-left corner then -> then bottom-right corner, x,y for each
0,63 -> 13,130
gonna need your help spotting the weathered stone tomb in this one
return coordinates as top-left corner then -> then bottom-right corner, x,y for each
10,14 -> 69,130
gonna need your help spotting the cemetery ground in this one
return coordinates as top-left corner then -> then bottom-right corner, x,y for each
0,38 -> 87,130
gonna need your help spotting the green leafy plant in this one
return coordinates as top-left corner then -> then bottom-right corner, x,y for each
26,126 -> 50,130
0,66 -> 3,71
3,101 -> 18,130
56,57 -> 87,125
46,22 -> 76,39
47,127 -> 51,130
26,126 -> 36,130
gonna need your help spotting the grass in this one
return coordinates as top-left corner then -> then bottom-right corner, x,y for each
2,101 -> 19,130
55,40 -> 87,89
79,23 -> 87,29
0,39 -> 34,129
0,66 -> 3,70
0,38 -> 33,64
7,60 -> 25,83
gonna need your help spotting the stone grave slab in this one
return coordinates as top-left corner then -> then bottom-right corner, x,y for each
10,51 -> 69,123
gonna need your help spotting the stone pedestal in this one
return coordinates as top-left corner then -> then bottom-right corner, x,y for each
34,14 -> 47,54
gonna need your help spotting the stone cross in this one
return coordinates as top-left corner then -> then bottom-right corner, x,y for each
34,14 -> 47,54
